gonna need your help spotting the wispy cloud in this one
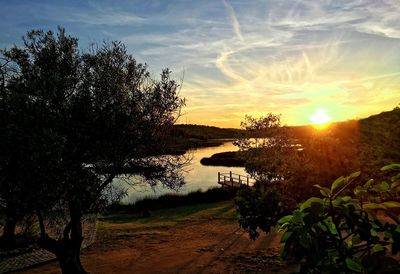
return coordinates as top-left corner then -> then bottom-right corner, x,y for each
66,10 -> 144,26
222,0 -> 244,41
1,0 -> 400,127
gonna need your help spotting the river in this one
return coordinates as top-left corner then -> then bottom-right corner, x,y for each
117,141 -> 247,203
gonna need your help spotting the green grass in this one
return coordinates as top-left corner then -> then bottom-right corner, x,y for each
100,200 -> 236,230
108,187 -> 236,213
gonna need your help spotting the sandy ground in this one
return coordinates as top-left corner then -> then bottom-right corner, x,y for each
16,218 -> 298,274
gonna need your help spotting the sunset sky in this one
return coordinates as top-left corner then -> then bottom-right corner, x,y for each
1,0 -> 400,127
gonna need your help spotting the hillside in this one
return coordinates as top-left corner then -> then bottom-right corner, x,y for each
198,107 -> 400,184
359,107 -> 400,163
173,124 -> 244,140
167,124 -> 245,154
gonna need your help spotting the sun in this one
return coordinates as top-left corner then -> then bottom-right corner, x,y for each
310,109 -> 332,128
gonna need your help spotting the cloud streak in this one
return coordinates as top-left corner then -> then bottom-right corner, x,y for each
222,0 -> 244,42
1,0 -> 400,127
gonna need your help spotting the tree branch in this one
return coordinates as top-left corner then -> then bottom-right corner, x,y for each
63,220 -> 72,240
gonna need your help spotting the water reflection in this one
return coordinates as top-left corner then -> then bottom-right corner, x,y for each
116,141 -> 247,203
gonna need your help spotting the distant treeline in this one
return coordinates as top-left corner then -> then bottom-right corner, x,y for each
173,124 -> 245,140
169,108 -> 400,165
167,124 -> 246,154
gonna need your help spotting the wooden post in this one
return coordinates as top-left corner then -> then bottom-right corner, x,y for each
238,175 -> 241,186
247,176 -> 249,186
224,176 -> 226,185
218,172 -> 220,184
230,171 -> 233,187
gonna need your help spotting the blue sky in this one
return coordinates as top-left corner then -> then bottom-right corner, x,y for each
1,0 -> 400,127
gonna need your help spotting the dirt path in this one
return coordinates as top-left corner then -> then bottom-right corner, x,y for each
16,218 -> 298,273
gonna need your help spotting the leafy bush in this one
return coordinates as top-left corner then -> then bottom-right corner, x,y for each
278,164 -> 400,273
235,186 -> 289,240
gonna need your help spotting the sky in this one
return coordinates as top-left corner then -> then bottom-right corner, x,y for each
1,0 -> 400,127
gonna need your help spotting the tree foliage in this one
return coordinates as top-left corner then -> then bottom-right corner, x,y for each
278,164 -> 400,273
235,186 -> 289,240
234,112 -> 400,272
0,27 -> 185,273
234,113 -> 291,184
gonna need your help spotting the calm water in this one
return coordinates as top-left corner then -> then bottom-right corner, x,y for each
116,141 -> 247,203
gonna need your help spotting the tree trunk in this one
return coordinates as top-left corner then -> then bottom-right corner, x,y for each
56,243 -> 87,274
57,215 -> 87,274
0,209 -> 18,248
37,209 -> 88,274
39,236 -> 87,274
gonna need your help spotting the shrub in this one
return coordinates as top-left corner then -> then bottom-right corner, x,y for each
278,164 -> 400,273
235,186 -> 289,240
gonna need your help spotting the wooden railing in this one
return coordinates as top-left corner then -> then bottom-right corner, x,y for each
217,171 -> 254,188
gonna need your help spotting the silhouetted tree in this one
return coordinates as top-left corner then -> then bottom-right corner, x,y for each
234,113 -> 290,184
0,32 -> 68,249
0,28 -> 185,273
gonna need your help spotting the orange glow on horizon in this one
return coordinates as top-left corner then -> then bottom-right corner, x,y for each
310,109 -> 332,129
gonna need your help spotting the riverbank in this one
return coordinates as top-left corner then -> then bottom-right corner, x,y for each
109,187 -> 237,214
17,200 -> 298,274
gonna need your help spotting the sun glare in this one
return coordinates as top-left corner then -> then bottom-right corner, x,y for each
310,109 -> 331,128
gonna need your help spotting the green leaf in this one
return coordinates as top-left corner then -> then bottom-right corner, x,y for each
372,244 -> 385,253
278,215 -> 292,225
352,234 -> 361,245
342,196 -> 352,202
314,184 -> 331,197
391,173 -> 400,181
333,196 -> 354,207
364,179 -> 374,188
281,231 -> 293,243
305,200 -> 324,217
345,240 -> 352,248
372,181 -> 390,192
391,181 -> 400,189
381,163 -> 400,171
381,201 -> 400,208
331,176 -> 345,192
323,216 -> 338,235
291,211 -> 304,223
345,258 -> 363,273
300,197 -> 324,212
363,203 -> 386,210
348,171 -> 361,181
354,186 -> 366,197
317,222 -> 327,232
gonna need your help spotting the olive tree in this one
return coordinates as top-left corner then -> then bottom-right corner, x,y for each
0,28 -> 186,273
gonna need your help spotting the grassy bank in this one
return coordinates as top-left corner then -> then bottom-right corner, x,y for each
106,187 -> 237,214
100,200 -> 237,232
